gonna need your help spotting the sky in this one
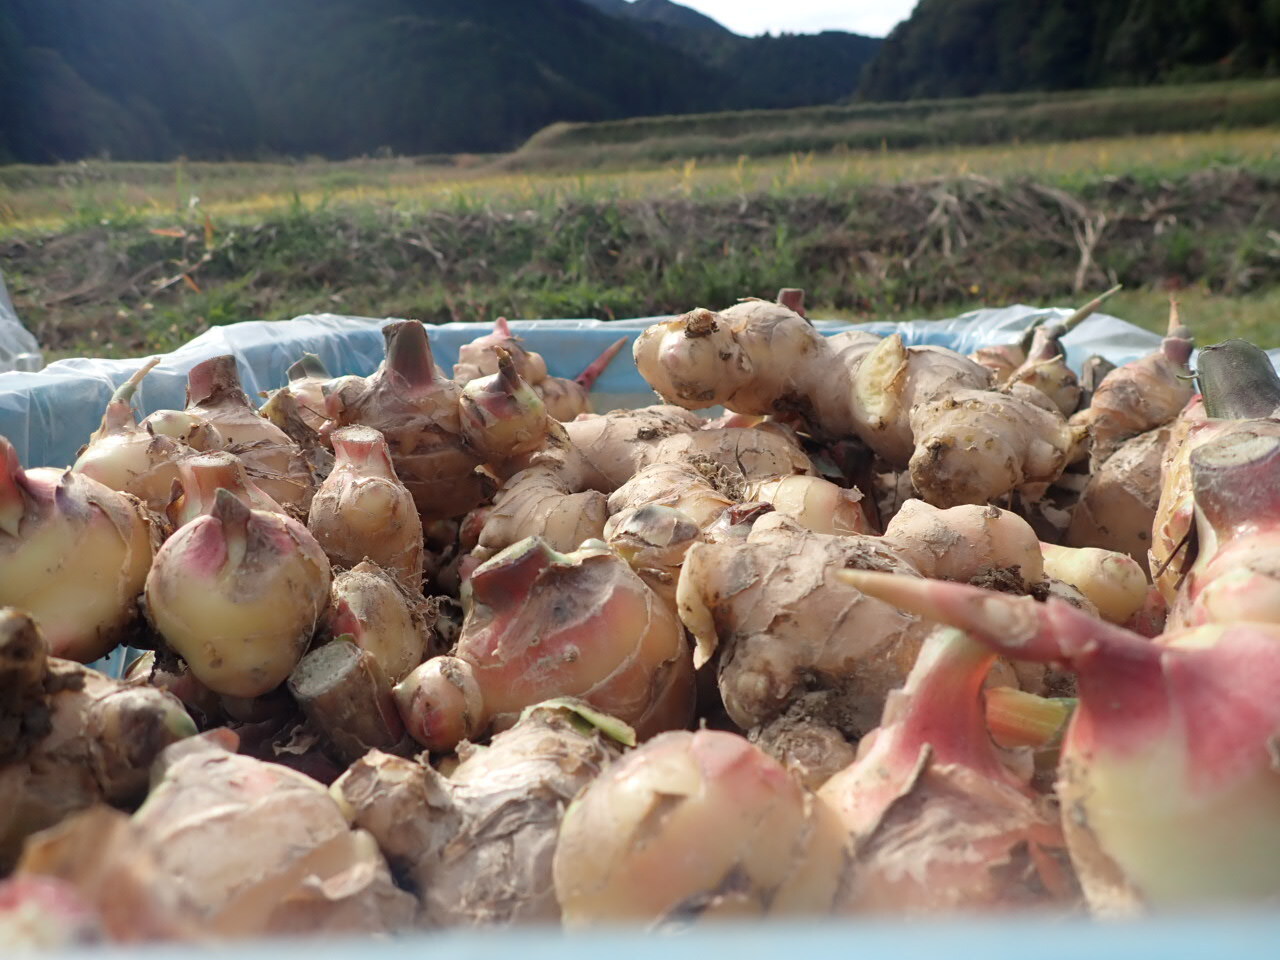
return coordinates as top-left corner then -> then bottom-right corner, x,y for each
677,1 -> 919,38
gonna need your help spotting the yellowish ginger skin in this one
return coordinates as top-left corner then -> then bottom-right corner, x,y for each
326,561 -> 429,685
849,333 -> 994,464
324,323 -> 485,522
308,426 -> 424,590
744,475 -> 871,536
633,302 -> 881,436
145,490 -> 331,698
0,609 -> 196,873
553,730 -> 852,927
677,512 -> 935,736
167,452 -> 288,530
1068,425 -> 1171,572
678,503 -> 1058,743
132,734 -> 415,935
1040,543 -> 1149,624
453,321 -> 548,386
1002,320 -> 1082,417
908,386 -> 1079,508
605,505 -> 702,611
1072,309 -> 1194,466
1007,355 -> 1081,417
882,500 -> 1044,586
457,349 -> 549,462
453,321 -> 625,421
72,358 -> 192,513
183,356 -> 315,513
606,463 -> 733,530
400,538 -> 692,752
1145,401 -> 1280,604
1166,431 -> 1280,631
475,408 -> 809,559
634,302 -> 1076,506
0,443 -> 154,663
474,407 -> 696,558
334,704 -> 624,927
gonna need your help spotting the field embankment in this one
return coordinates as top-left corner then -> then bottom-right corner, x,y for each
3,151 -> 1277,360
507,80 -> 1280,171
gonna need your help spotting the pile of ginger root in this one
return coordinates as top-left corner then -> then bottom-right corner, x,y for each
10,285 -> 1274,947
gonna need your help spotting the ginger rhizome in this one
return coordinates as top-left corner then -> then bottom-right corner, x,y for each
552,729 -> 852,927
323,560 -> 434,684
166,451 -> 286,529
184,355 -> 316,513
818,627 -> 1076,913
633,297 -> 1077,506
1,436 -> 153,662
1150,339 -> 1280,601
676,501 -> 1056,778
1167,430 -> 1280,629
324,321 -> 564,524
453,318 -> 627,421
308,426 -> 424,590
471,404 -> 811,561
1070,302 -> 1194,467
844,570 -> 1280,914
0,609 -> 194,872
145,488 -> 331,697
109,732 -> 414,936
969,285 -> 1121,385
333,700 -> 626,927
394,537 -> 692,752
72,358 -> 194,513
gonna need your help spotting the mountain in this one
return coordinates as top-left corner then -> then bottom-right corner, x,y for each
580,0 -> 732,38
0,0 -> 259,163
0,0 -> 878,164
578,0 -> 881,108
860,0 -> 1280,101
193,0 -> 725,159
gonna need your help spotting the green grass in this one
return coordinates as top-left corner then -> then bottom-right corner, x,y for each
5,155 -> 1278,362
508,79 -> 1280,171
3,108 -> 1279,363
2,128 -> 1278,239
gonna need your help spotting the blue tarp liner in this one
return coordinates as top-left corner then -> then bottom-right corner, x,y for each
0,304 -> 1168,471
0,269 -> 42,374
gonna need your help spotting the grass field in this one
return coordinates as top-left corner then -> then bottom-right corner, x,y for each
3,128 -> 1278,238
2,105 -> 1278,361
508,79 -> 1280,170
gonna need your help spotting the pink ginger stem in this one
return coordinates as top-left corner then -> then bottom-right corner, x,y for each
381,321 -> 437,394
890,628 -> 1009,779
574,338 -> 628,390
331,426 -> 396,474
186,355 -> 249,408
0,436 -> 25,536
839,571 -> 1168,748
1190,431 -> 1280,537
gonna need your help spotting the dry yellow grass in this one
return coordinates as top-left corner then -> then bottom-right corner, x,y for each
2,129 -> 1277,237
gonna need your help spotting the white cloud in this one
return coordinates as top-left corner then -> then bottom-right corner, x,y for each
677,1 -> 918,38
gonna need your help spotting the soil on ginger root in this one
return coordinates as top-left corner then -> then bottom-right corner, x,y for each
3,166 -> 1279,359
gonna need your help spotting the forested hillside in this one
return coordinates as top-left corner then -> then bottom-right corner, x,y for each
0,0 -> 258,163
861,0 -> 1280,101
0,0 -> 877,164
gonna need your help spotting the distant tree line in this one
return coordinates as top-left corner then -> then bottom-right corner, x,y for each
860,0 -> 1280,101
